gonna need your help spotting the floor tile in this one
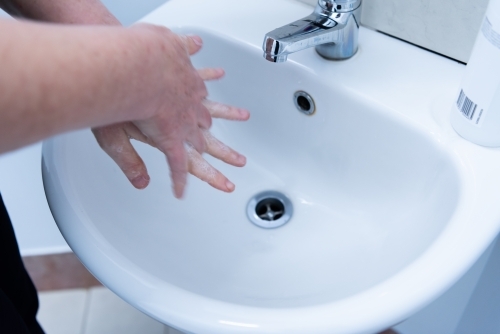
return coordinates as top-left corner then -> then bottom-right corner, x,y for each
24,252 -> 101,291
37,289 -> 87,334
83,286 -> 165,334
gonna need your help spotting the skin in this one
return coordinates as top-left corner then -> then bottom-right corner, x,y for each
0,0 -> 250,198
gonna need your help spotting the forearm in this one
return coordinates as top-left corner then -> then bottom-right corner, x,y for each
0,0 -> 119,25
0,19 -> 156,153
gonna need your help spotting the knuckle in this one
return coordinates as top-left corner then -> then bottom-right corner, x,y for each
160,140 -> 181,155
106,142 -> 126,154
92,126 -> 126,153
97,136 -> 126,155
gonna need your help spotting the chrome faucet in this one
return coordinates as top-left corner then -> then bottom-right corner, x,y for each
263,0 -> 362,63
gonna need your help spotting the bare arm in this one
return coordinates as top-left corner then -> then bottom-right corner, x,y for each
0,0 -> 249,197
0,18 -> 209,154
0,0 -> 119,25
0,19 -> 142,151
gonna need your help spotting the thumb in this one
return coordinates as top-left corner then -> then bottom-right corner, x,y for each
180,35 -> 203,56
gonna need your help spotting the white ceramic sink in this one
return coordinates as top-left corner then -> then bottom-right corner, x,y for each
42,0 -> 500,333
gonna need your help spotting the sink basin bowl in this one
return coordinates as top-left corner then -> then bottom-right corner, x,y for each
42,0 -> 500,333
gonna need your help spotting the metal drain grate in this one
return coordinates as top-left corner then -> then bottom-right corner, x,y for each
247,191 -> 293,229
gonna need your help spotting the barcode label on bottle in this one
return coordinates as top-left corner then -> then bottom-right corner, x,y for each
456,89 -> 484,126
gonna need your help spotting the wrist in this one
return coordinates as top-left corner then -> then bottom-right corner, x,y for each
110,25 -> 171,121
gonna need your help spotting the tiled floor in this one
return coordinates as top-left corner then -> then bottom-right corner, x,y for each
37,286 -> 184,334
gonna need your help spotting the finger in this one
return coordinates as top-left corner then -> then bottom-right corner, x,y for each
161,140 -> 188,198
186,144 -> 236,192
123,122 -> 158,149
202,100 -> 250,121
179,34 -> 203,56
203,130 -> 246,167
198,68 -> 225,81
186,126 -> 207,154
92,126 -> 150,189
196,102 -> 212,129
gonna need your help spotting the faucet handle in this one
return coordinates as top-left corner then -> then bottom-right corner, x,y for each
318,0 -> 361,13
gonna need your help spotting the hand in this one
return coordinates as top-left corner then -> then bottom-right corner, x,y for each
92,66 -> 250,197
115,26 -> 212,198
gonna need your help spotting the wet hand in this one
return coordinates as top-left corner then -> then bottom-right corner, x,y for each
92,63 -> 250,197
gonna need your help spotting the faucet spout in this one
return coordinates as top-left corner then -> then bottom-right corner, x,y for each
263,0 -> 361,63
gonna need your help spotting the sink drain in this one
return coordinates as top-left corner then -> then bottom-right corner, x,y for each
247,191 -> 293,229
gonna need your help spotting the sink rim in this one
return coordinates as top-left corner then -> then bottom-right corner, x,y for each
41,0 -> 500,332
42,136 -> 477,333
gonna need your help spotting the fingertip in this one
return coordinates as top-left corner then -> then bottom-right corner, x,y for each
188,34 -> 203,47
225,180 -> 235,192
239,109 -> 250,120
172,171 -> 188,199
184,34 -> 203,55
213,68 -> 225,78
131,175 -> 150,189
198,68 -> 225,81
238,155 -> 247,166
173,181 -> 186,199
229,152 -> 246,167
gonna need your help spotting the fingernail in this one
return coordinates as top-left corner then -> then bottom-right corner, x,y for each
238,155 -> 246,165
239,109 -> 250,118
215,68 -> 225,76
174,178 -> 187,199
174,187 -> 184,199
189,35 -> 203,46
232,153 -> 246,165
132,175 -> 150,189
226,180 -> 235,191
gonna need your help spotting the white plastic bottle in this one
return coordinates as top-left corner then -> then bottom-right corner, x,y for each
451,0 -> 500,147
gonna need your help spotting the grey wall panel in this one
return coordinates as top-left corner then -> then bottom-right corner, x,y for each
296,0 -> 489,63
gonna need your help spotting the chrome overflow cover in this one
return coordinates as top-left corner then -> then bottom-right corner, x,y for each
294,91 -> 316,115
